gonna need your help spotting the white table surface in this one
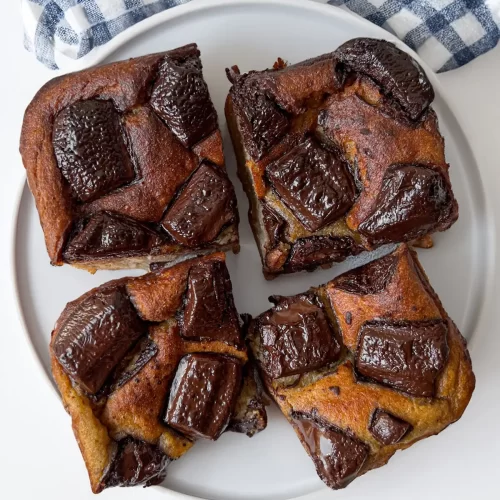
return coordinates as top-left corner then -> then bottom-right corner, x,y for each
1,1 -> 499,499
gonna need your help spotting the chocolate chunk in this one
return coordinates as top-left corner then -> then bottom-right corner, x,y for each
228,70 -> 289,160
358,165 -> 455,245
151,54 -> 217,147
228,364 -> 268,437
266,138 -> 356,232
253,294 -> 341,379
292,414 -> 368,489
261,203 -> 286,248
329,386 -> 340,396
162,163 -> 237,247
181,260 -> 241,345
53,286 -> 147,394
286,236 -> 362,272
369,409 -> 412,445
356,320 -> 448,397
335,38 -> 434,120
53,100 -> 134,202
334,252 -> 398,295
164,354 -> 242,440
111,338 -> 159,392
64,212 -> 163,262
104,439 -> 169,488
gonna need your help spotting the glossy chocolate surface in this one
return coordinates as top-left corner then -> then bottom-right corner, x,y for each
162,163 -> 237,247
228,68 -> 289,160
53,100 -> 134,202
53,286 -> 147,394
181,261 -> 241,345
151,53 -> 217,147
335,38 -> 434,120
333,253 -> 398,295
356,320 -> 448,397
358,165 -> 454,245
292,414 -> 368,489
111,338 -> 159,392
266,138 -> 356,232
261,203 -> 286,248
228,364 -> 268,437
104,438 -> 169,488
64,212 -> 163,261
164,354 -> 242,440
369,409 -> 412,445
254,294 -> 341,379
286,236 -> 361,272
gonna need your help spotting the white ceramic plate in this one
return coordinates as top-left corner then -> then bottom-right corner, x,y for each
13,1 -> 495,499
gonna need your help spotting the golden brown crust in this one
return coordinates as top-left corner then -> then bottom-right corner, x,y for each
325,246 -> 441,351
50,253 -> 251,493
21,45 -> 239,268
248,245 -> 474,487
51,356 -> 115,493
83,106 -> 198,222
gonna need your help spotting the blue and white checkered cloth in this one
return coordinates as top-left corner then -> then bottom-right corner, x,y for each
22,0 -> 500,72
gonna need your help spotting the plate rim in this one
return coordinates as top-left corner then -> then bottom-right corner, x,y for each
12,0 -> 497,499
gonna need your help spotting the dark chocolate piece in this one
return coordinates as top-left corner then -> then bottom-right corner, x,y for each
261,203 -> 286,248
356,319 -> 448,397
266,138 -> 356,232
181,260 -> 241,345
333,252 -> 398,295
104,438 -> 169,488
358,164 -> 454,245
253,294 -> 341,379
53,100 -> 134,202
164,354 -> 242,440
162,163 -> 237,247
64,212 -> 163,261
53,286 -> 147,394
228,364 -> 268,437
286,236 -> 361,272
369,409 -> 412,445
111,338 -> 159,392
292,414 -> 368,489
228,69 -> 289,160
151,53 -> 217,147
335,38 -> 434,120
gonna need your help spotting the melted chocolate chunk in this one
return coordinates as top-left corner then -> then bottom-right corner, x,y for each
64,212 -> 163,262
266,138 -> 356,232
335,38 -> 434,120
162,163 -> 237,247
111,338 -> 159,392
334,253 -> 398,295
286,236 -> 361,272
181,261 -> 241,345
292,414 -> 368,489
356,320 -> 448,397
164,354 -> 242,440
369,409 -> 412,445
53,286 -> 147,394
228,364 -> 268,437
53,100 -> 134,202
358,164 -> 454,244
261,203 -> 286,248
150,54 -> 217,147
228,70 -> 289,160
104,439 -> 169,488
254,294 -> 341,379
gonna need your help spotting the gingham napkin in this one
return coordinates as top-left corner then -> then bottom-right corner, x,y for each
22,0 -> 500,72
